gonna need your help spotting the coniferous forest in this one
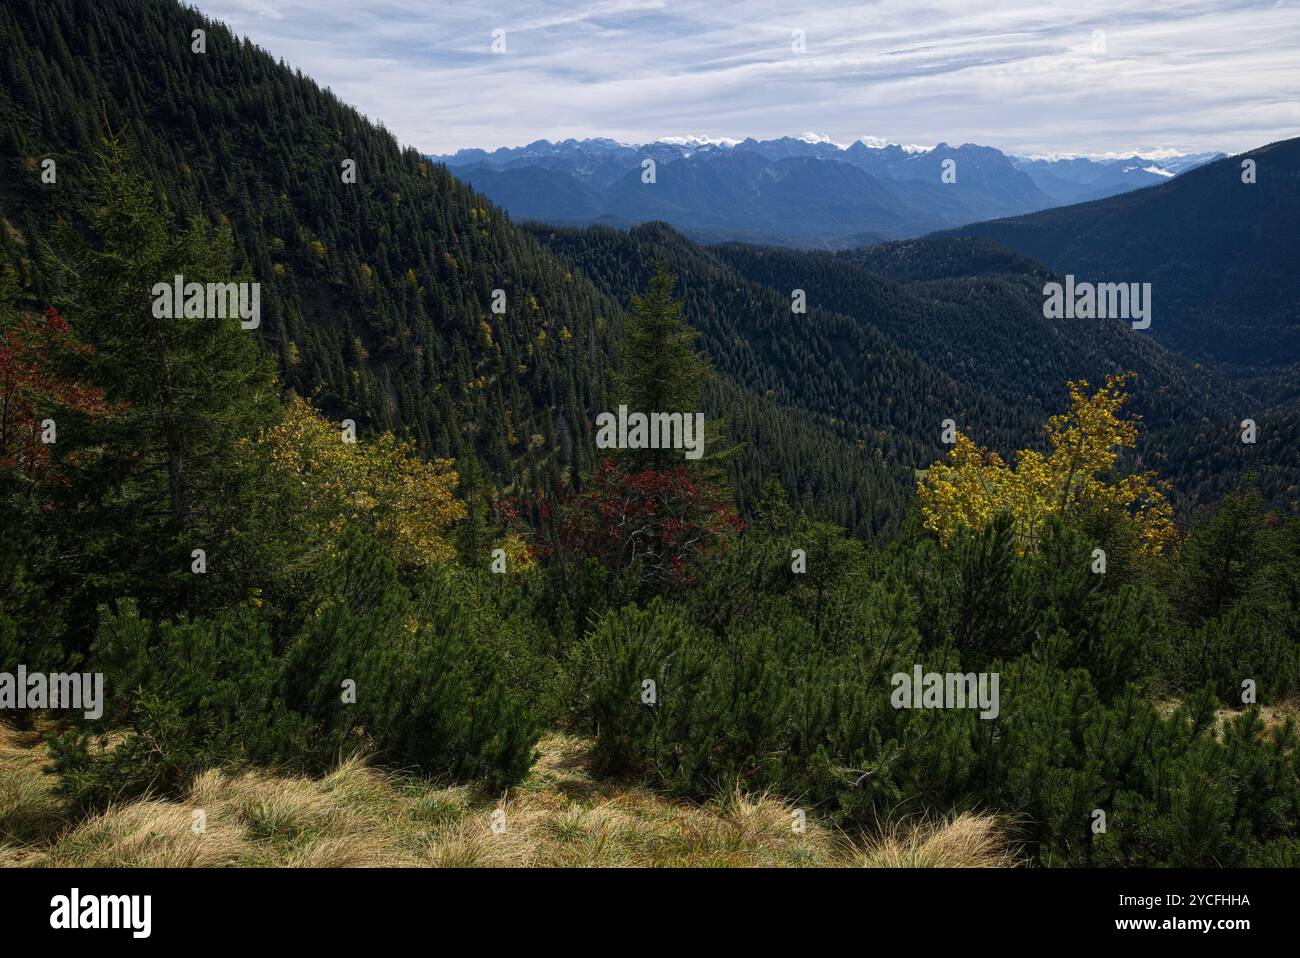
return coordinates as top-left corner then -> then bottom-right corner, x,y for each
2,0 -> 1300,929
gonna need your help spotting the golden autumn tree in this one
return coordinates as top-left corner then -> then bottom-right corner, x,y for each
917,373 -> 1175,555
247,394 -> 466,567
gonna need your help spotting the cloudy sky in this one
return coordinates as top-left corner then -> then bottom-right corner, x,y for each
195,0 -> 1299,157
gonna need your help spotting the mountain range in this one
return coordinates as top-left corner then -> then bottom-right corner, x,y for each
432,136 -> 1224,249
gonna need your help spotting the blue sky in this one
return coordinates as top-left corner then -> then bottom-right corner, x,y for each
195,0 -> 1300,156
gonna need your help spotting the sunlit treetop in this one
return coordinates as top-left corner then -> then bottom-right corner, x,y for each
918,373 -> 1176,556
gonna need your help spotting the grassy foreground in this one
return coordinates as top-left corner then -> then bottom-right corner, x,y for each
0,724 -> 1017,868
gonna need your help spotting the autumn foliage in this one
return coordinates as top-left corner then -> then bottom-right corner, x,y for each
0,308 -> 110,482
248,394 -> 466,567
506,457 -> 743,590
917,373 -> 1176,555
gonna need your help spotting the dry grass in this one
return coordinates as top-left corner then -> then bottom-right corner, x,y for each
0,721 -> 67,863
856,812 -> 1023,868
0,724 -> 1017,868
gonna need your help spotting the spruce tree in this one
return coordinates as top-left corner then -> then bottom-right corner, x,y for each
49,137 -> 280,623
615,264 -> 707,416
611,264 -> 732,473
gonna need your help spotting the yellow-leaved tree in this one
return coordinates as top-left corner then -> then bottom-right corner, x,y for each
917,373 -> 1175,555
249,394 -> 466,567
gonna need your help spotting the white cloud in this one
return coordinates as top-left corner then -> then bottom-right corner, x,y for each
230,0 -> 283,18
192,0 -> 1300,155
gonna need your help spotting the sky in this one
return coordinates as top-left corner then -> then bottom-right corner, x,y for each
194,0 -> 1300,157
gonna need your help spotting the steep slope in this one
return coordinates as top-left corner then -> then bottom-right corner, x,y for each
6,0 -> 1289,530
532,216 -> 1299,519
0,0 -> 621,491
944,139 -> 1300,380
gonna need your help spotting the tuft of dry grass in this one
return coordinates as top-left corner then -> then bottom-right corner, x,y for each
34,797 -> 250,868
0,725 -> 1018,868
418,734 -> 855,868
27,757 -> 426,869
856,812 -> 1023,868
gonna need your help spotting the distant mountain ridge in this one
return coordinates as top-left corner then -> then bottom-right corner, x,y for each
942,137 -> 1300,383
432,135 -> 1224,248
1010,150 -> 1226,204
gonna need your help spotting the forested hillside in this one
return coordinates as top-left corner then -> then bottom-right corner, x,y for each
533,222 -> 1300,515
712,237 -> 1300,511
531,222 -> 1037,506
6,0 -> 1290,526
943,139 -> 1300,385
0,0 -> 620,493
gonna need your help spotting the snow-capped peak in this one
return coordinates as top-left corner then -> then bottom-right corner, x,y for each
658,134 -> 742,148
797,131 -> 845,147
856,136 -> 932,154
